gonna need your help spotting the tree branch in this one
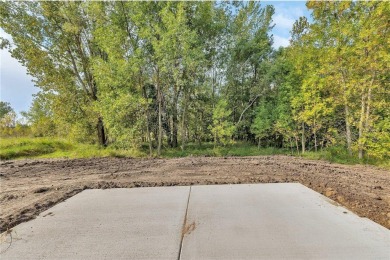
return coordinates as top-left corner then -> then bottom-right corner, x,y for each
236,94 -> 261,126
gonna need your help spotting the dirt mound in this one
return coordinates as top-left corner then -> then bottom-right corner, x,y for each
1,156 -> 389,233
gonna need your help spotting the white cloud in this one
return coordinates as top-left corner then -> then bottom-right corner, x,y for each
265,1 -> 310,49
273,14 -> 295,30
272,3 -> 305,19
273,35 -> 290,48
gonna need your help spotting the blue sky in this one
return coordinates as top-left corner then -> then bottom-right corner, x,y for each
265,1 -> 312,48
0,1 -> 311,116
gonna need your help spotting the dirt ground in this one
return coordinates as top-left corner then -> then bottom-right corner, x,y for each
1,155 -> 389,233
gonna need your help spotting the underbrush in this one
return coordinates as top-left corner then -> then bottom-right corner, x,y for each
0,138 -> 73,160
161,142 -> 290,158
301,146 -> 389,169
0,137 -> 145,160
1,138 -> 388,169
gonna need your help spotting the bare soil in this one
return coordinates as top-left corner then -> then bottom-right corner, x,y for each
1,156 -> 389,233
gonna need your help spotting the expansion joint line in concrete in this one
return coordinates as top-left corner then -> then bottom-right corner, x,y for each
177,186 -> 192,260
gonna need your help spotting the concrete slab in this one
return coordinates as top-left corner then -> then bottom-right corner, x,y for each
1,184 -> 389,260
1,187 -> 190,260
180,183 -> 390,260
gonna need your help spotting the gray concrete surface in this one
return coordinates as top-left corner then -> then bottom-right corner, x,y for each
1,187 -> 190,259
180,183 -> 390,259
1,184 -> 389,260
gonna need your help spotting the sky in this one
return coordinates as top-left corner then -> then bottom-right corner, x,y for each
0,1 -> 311,116
265,1 -> 312,48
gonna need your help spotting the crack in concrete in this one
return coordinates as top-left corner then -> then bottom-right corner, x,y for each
177,186 -> 192,260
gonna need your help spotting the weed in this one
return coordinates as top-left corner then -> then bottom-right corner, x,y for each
1,138 -> 388,169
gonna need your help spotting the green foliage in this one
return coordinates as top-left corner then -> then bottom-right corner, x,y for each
0,110 -> 16,129
0,138 -> 73,160
302,146 -> 389,169
0,137 -> 146,160
366,115 -> 390,160
0,101 -> 16,131
225,2 -> 275,139
0,102 -> 31,138
1,1 -> 388,162
3,137 -> 388,169
0,101 -> 13,119
0,1 -> 106,144
22,92 -> 56,137
162,142 -> 289,158
252,100 -> 274,141
210,99 -> 235,146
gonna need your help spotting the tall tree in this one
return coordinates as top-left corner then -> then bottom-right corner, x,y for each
225,2 -> 275,141
0,1 -> 107,144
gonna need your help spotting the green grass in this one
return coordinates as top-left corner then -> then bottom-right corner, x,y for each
0,139 -> 288,160
0,137 -> 145,160
300,146 -> 389,168
161,142 -> 290,158
1,137 -> 388,169
161,143 -> 388,168
0,137 -> 73,160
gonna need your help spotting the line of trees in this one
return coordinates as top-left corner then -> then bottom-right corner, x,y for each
0,101 -> 30,137
1,1 -> 388,159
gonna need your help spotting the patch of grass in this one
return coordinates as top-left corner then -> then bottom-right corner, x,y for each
160,142 -> 290,158
0,137 -> 74,160
1,138 -> 388,169
0,137 -> 145,160
301,146 -> 389,169
162,142 -> 389,168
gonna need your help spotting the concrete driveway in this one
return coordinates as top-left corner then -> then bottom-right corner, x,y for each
1,184 -> 389,259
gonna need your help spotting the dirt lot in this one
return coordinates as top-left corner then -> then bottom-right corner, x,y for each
1,155 -> 389,233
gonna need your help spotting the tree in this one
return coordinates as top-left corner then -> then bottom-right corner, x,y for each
304,1 -> 390,159
353,1 -> 389,159
0,101 -> 13,119
289,16 -> 310,153
225,2 -> 275,141
0,102 -> 17,136
0,108 -> 15,128
1,1 -> 388,160
1,2 -> 107,145
22,92 -> 56,137
269,49 -> 300,152
251,100 -> 274,148
210,99 -> 235,146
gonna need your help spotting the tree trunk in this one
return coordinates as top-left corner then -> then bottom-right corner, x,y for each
142,86 -> 152,157
341,71 -> 352,156
359,76 -> 374,160
365,85 -> 372,132
212,66 -> 216,108
172,94 -> 178,148
358,91 -> 366,160
214,128 -> 217,149
358,48 -> 375,160
198,111 -> 203,146
157,69 -> 162,157
164,113 -> 172,148
301,122 -> 305,154
97,117 -> 106,146
295,136 -> 299,155
365,53 -> 376,126
345,104 -> 352,156
181,92 -> 187,151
